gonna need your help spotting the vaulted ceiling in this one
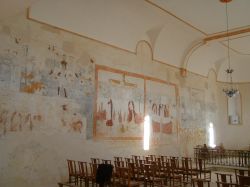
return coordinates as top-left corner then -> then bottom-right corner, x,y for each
1,0 -> 250,82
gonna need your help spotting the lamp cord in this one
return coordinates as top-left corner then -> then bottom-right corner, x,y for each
225,2 -> 233,84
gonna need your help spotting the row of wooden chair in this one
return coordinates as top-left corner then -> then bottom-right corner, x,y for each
215,168 -> 250,187
62,155 -> 213,187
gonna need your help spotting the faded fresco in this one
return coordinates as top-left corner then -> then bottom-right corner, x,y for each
180,88 -> 206,128
0,23 -> 94,138
95,68 -> 144,139
146,80 -> 177,145
179,87 -> 206,155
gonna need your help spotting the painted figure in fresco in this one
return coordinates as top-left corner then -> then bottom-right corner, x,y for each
57,58 -> 68,97
152,103 -> 158,115
127,100 -> 136,123
163,104 -> 170,117
0,110 -> 8,135
158,104 -> 162,116
106,99 -> 113,126
10,111 -> 22,131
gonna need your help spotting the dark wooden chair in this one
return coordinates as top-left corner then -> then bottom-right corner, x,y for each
194,158 -> 211,180
181,157 -> 199,183
91,158 -> 101,164
67,159 -> 80,185
114,156 -> 123,162
89,163 -> 98,187
215,173 -> 236,187
115,166 -> 140,187
191,178 -> 210,187
102,159 -> 112,164
235,169 -> 250,184
162,161 -> 182,187
113,160 -> 126,182
125,157 -> 134,166
237,175 -> 250,187
169,156 -> 184,179
78,161 -> 92,187
143,163 -> 164,187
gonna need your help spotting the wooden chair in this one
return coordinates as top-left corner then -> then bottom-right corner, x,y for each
237,175 -> 250,187
114,160 -> 126,182
114,156 -> 123,162
89,163 -> 98,187
194,158 -> 211,180
91,158 -> 101,164
162,161 -> 182,187
127,162 -> 137,181
115,166 -> 140,187
235,168 -> 250,184
143,163 -> 164,187
67,159 -> 80,185
148,154 -> 157,162
102,159 -> 112,164
132,155 -> 141,165
134,159 -> 145,181
78,161 -> 92,187
191,178 -> 210,187
170,157 -> 180,168
181,157 -> 198,183
160,155 -> 168,163
144,156 -> 152,164
125,157 -> 134,167
215,173 -> 236,187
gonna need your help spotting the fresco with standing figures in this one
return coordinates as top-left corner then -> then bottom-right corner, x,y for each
146,80 -> 177,145
95,65 -> 178,140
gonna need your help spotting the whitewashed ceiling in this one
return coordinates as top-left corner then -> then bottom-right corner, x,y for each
1,0 -> 250,82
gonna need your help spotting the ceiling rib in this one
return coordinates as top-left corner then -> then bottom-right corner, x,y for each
204,27 -> 250,42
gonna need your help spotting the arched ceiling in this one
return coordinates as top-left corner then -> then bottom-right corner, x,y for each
1,0 -> 250,82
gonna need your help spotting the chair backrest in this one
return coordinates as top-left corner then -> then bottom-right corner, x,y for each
182,157 -> 193,170
235,169 -> 250,184
102,159 -> 112,164
195,158 -> 206,171
148,154 -> 156,161
127,162 -> 136,180
91,158 -> 101,164
162,161 -> 174,177
160,155 -> 168,163
89,163 -> 98,179
116,167 -> 132,186
237,175 -> 250,186
78,161 -> 88,177
125,157 -> 133,166
144,156 -> 152,164
216,173 -> 233,184
143,163 -> 156,181
132,155 -> 140,164
67,159 -> 77,175
115,160 -> 125,167
192,178 -> 210,187
156,157 -> 163,170
114,156 -> 123,162
170,156 -> 179,169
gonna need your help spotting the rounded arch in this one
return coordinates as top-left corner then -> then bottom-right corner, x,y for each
135,40 -> 154,61
182,39 -> 205,70
207,68 -> 218,81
